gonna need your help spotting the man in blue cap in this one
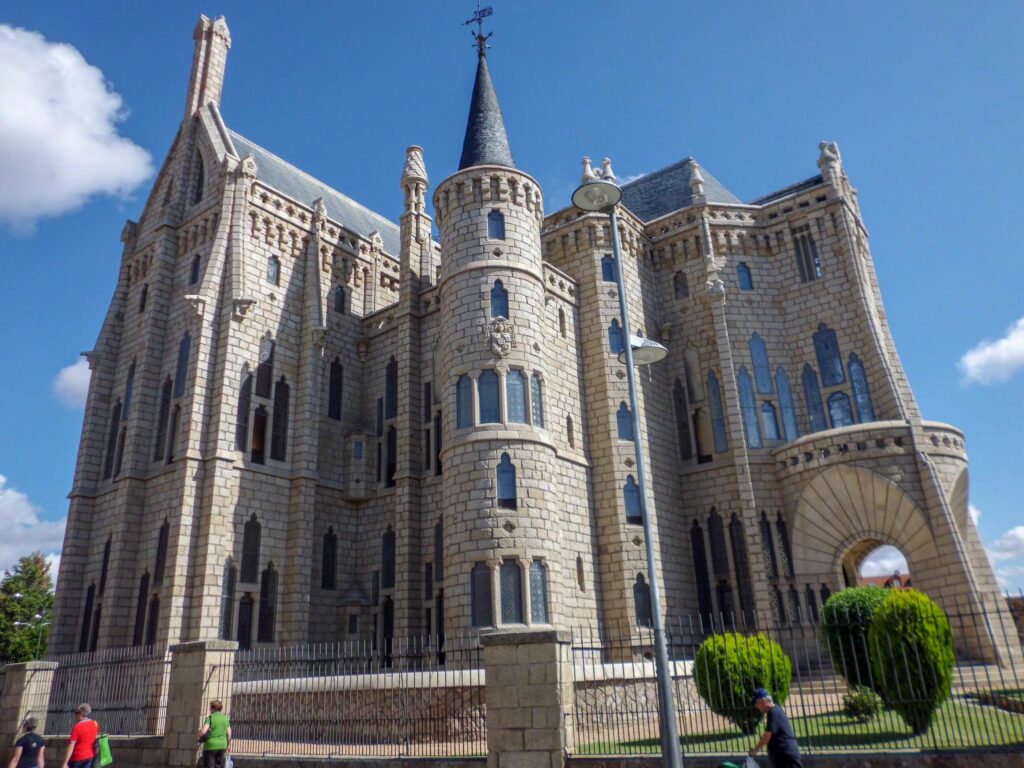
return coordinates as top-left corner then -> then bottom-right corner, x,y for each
748,687 -> 802,767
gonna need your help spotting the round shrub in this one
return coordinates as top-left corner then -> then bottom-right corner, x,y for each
867,589 -> 954,734
842,685 -> 883,723
694,632 -> 792,734
821,586 -> 891,690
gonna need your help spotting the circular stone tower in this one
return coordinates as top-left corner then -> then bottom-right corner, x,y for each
434,42 -> 560,631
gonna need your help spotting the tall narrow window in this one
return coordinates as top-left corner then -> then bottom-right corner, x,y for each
166,405 -> 180,463
132,573 -> 149,646
634,575 -> 653,628
750,334 -> 773,394
423,382 -> 433,423
434,520 -> 444,581
235,366 -> 252,450
237,594 -> 254,650
616,402 -> 634,440
672,379 -> 693,461
601,255 -> 616,282
684,349 -> 703,402
729,514 -> 755,623
506,370 -> 527,423
813,324 -> 844,386
376,398 -> 384,437
708,371 -> 728,452
805,584 -> 819,623
123,362 -> 136,418
496,453 -> 517,509
708,510 -> 731,579
529,561 -> 549,623
79,584 -> 95,652
500,560 -> 523,624
173,332 -> 191,397
381,527 -> 396,589
145,595 -> 160,646
385,426 -> 396,486
99,538 -> 112,595
624,476 -> 642,524
694,410 -> 712,462
385,357 -> 398,419
193,155 -> 204,205
153,520 -> 170,587
674,271 -> 689,299
738,367 -> 762,449
776,513 -> 795,578
334,286 -> 346,314
471,562 -> 493,627
328,358 -> 343,420
219,559 -> 236,640
530,373 -> 544,428
267,255 -> 281,286
103,401 -> 122,480
255,338 -> 275,398
270,377 -> 290,461
802,364 -> 827,433
761,402 -> 781,442
558,308 -> 567,337
776,368 -> 799,442
792,224 -> 822,282
257,563 -> 277,643
89,606 -> 101,652
827,391 -> 854,428
251,405 -> 268,464
737,262 -> 753,290
490,280 -> 509,318
848,354 -> 875,422
434,411 -> 443,474
456,375 -> 472,428
487,210 -> 505,240
322,528 -> 337,590
138,284 -> 148,313
820,583 -> 832,606
608,319 -> 625,354
760,512 -> 779,580
241,513 -> 261,583
113,428 -> 126,478
478,370 -> 500,424
691,523 -> 713,621
566,415 -> 575,448
424,562 -> 434,601
190,254 -> 201,285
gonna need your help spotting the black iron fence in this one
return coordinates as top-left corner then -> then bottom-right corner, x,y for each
569,596 -> 1024,756
221,633 -> 486,757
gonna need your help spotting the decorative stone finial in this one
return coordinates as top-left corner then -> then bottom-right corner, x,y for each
601,158 -> 617,183
239,154 -> 258,179
312,197 -> 328,222
120,220 -> 138,247
402,146 -> 428,186
817,141 -> 843,185
580,156 -> 597,184
689,162 -> 706,198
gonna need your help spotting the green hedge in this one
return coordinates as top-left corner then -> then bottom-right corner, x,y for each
694,632 -> 792,734
867,589 -> 955,734
821,586 -> 891,690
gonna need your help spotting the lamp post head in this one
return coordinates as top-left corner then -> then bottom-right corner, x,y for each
619,336 -> 670,366
572,155 -> 622,212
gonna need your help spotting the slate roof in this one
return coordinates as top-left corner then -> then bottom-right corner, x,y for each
229,131 -> 401,255
619,158 -> 741,222
459,52 -> 515,170
748,174 -> 824,205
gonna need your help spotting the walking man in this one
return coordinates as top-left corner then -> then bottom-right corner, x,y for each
748,688 -> 802,768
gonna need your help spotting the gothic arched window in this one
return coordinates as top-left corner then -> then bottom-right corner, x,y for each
255,338 -> 275,398
802,364 -> 827,433
760,512 -> 779,580
102,400 -> 122,480
241,514 -> 261,583
737,262 -> 753,290
138,283 -> 148,313
761,402 -> 781,442
506,370 -> 527,423
166,405 -> 181,463
776,368 -> 799,442
805,584 -> 819,623
237,594 -> 254,650
674,271 -> 689,299
601,255 -> 616,282
334,285 -> 346,314
193,156 -> 204,205
173,332 -> 191,397
496,453 -> 517,509
385,357 -> 398,419
608,319 -> 625,355
219,558 -> 236,640
471,562 -> 493,627
685,349 -> 703,402
776,513 -> 795,578
673,379 -> 694,461
729,514 -> 755,622
381,527 -> 396,589
487,210 -> 505,240
750,334 -> 772,394
251,405 -> 267,464
708,370 -> 728,452
328,358 -> 343,420
616,402 -> 634,441
708,510 -> 729,579
270,377 -> 290,461
530,373 -> 545,428
154,378 -> 172,461
123,361 -> 136,418
848,354 -> 875,422
79,583 -> 95,652
257,563 -> 277,643
145,594 -> 160,646
190,254 -> 201,285
154,519 -> 170,587
478,370 -> 500,424
385,426 -> 396,486
99,538 -> 111,595
738,367 -> 762,449
828,391 -> 854,429
633,574 -> 653,628
267,255 -> 281,286
132,573 -> 149,646
500,560 -> 523,624
814,323 -> 844,386
624,475 -> 642,524
456,375 -> 473,428
691,522 -> 713,621
530,561 -> 549,623
490,279 -> 509,318
558,308 -> 567,338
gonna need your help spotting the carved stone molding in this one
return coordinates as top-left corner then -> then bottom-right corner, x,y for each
184,294 -> 206,321
232,298 -> 255,321
310,325 -> 328,352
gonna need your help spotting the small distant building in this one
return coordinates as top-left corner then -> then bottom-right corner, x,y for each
860,571 -> 912,589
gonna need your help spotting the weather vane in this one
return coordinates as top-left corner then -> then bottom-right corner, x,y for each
464,1 -> 493,55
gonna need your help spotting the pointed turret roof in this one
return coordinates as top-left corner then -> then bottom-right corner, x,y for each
458,49 -> 514,170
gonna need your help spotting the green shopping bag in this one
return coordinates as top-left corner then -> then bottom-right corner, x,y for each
97,733 -> 113,767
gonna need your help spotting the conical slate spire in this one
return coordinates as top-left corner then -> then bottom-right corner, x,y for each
458,49 -> 514,170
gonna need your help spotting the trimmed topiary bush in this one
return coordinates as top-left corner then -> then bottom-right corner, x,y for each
842,685 -> 883,723
694,632 -> 792,734
821,586 -> 891,690
867,589 -> 955,734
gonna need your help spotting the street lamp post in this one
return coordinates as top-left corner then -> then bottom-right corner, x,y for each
13,614 -> 50,660
573,157 -> 683,768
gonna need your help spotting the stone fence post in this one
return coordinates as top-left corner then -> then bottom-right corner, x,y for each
482,628 -> 573,768
161,640 -> 236,768
0,661 -> 58,743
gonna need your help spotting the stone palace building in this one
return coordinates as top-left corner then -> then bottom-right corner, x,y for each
50,15 -> 1001,654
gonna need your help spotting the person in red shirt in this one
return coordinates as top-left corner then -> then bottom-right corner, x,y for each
61,704 -> 100,768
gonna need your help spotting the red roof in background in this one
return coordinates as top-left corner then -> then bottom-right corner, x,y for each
860,573 -> 912,589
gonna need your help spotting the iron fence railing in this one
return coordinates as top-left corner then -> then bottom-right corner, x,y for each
221,633 -> 486,757
569,594 -> 1024,756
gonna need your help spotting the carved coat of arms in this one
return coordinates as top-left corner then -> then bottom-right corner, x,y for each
485,317 -> 515,357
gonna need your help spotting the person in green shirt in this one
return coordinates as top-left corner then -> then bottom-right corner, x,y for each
196,700 -> 231,768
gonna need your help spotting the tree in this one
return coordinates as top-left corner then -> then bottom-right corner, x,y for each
820,586 -> 891,691
0,553 -> 54,661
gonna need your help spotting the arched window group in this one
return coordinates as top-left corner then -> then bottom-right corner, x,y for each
469,558 -> 549,629
792,224 -> 822,282
237,338 -> 289,464
455,369 -> 545,429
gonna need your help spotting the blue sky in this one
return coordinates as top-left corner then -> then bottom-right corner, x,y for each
0,1 -> 1021,589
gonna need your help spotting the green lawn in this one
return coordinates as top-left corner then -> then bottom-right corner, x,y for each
575,698 -> 1024,755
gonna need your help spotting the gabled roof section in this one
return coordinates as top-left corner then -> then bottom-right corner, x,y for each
458,52 -> 514,170
229,130 -> 401,255
620,158 -> 741,222
748,174 -> 824,205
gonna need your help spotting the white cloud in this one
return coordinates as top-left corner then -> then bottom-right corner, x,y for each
959,316 -> 1024,384
987,526 -> 1024,562
52,357 -> 91,408
0,475 -> 65,577
969,503 -> 981,524
860,545 -> 908,577
0,24 -> 152,230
